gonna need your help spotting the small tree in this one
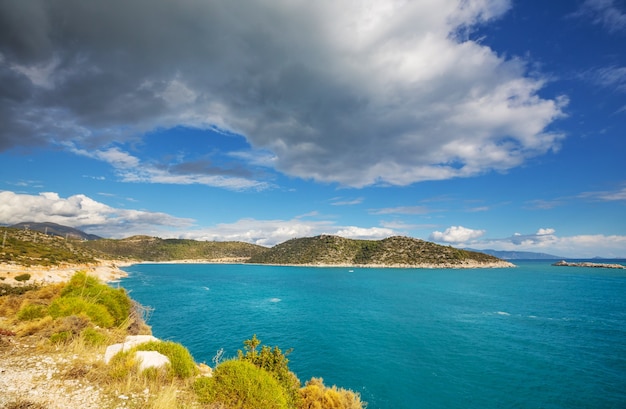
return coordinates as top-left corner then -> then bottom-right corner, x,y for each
238,335 -> 301,408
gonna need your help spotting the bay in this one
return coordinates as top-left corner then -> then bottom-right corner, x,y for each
119,261 -> 626,409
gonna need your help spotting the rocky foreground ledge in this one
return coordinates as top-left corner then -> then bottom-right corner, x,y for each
552,260 -> 626,269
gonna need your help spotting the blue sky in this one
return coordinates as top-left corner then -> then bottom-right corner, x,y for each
1,0 -> 625,258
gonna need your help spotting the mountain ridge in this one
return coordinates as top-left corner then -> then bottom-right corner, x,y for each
2,224 -> 514,268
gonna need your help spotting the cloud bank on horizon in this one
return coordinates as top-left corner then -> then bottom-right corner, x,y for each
0,0 -> 565,187
2,191 -> 625,259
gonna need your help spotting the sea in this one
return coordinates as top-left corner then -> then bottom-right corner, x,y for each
118,261 -> 626,409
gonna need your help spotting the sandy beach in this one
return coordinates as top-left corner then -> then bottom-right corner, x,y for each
0,260 -> 132,285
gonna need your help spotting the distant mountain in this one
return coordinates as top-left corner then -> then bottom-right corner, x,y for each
467,249 -> 562,260
248,235 -> 512,267
10,222 -> 101,241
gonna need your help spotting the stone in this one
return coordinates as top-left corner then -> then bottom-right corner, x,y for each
104,335 -> 160,364
135,351 -> 170,371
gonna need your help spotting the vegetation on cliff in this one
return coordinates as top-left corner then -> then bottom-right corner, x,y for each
3,224 -> 510,268
80,235 -> 266,262
248,234 -> 506,267
0,227 -> 101,266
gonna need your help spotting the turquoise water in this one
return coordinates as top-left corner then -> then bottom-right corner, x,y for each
119,261 -> 626,409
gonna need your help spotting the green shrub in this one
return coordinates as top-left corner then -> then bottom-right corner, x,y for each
108,350 -> 137,380
48,296 -> 115,328
16,303 -> 47,321
14,273 -> 31,282
60,271 -> 131,326
80,327 -> 109,346
238,335 -> 301,407
50,330 -> 71,344
134,340 -> 198,379
194,359 -> 289,409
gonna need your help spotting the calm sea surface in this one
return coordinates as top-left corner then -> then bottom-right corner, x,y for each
119,261 -> 626,409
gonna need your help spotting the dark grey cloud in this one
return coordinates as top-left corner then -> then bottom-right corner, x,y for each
0,0 -> 564,187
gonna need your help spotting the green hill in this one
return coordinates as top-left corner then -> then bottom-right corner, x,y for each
1,224 -> 510,268
80,235 -> 267,262
10,222 -> 102,240
0,227 -> 101,266
247,235 -> 510,267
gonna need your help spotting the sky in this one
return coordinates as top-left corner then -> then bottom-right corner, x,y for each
0,0 -> 625,258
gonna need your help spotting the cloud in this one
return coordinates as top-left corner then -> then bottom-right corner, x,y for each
180,218 -> 395,247
579,185 -> 626,201
0,190 -> 397,245
330,197 -> 364,206
589,65 -> 626,92
0,190 -> 194,237
0,0 -> 564,187
429,225 -> 486,243
469,228 -> 626,258
69,145 -> 271,191
370,206 -> 433,215
571,0 -> 626,33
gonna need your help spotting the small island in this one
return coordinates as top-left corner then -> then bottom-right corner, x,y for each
552,260 -> 626,269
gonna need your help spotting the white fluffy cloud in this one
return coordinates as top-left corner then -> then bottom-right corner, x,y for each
180,218 -> 395,247
429,225 -> 486,243
0,191 -> 397,245
470,229 -> 626,259
0,0 -> 565,187
0,191 -> 194,237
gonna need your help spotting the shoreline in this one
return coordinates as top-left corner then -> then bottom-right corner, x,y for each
130,259 -> 516,269
0,259 -> 132,285
1,258 -> 515,286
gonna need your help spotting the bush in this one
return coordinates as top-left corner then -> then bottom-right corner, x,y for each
14,273 -> 31,282
134,340 -> 198,379
48,296 -> 115,328
50,330 -> 71,344
299,378 -> 365,409
60,271 -> 131,326
108,350 -> 138,380
194,359 -> 290,409
16,303 -> 47,321
80,327 -> 109,346
238,335 -> 301,407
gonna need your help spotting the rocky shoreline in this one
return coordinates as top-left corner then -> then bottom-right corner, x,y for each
552,260 -> 626,269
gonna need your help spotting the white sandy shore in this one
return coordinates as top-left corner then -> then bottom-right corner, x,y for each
0,260 -> 132,285
138,259 -> 516,269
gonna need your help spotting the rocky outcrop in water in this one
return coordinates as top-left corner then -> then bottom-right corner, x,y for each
552,260 -> 625,269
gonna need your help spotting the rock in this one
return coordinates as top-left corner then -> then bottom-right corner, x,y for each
552,260 -> 626,269
104,335 -> 160,364
135,351 -> 170,371
197,362 -> 213,377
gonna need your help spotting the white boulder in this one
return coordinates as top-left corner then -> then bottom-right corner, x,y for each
104,335 -> 161,364
135,351 -> 170,371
